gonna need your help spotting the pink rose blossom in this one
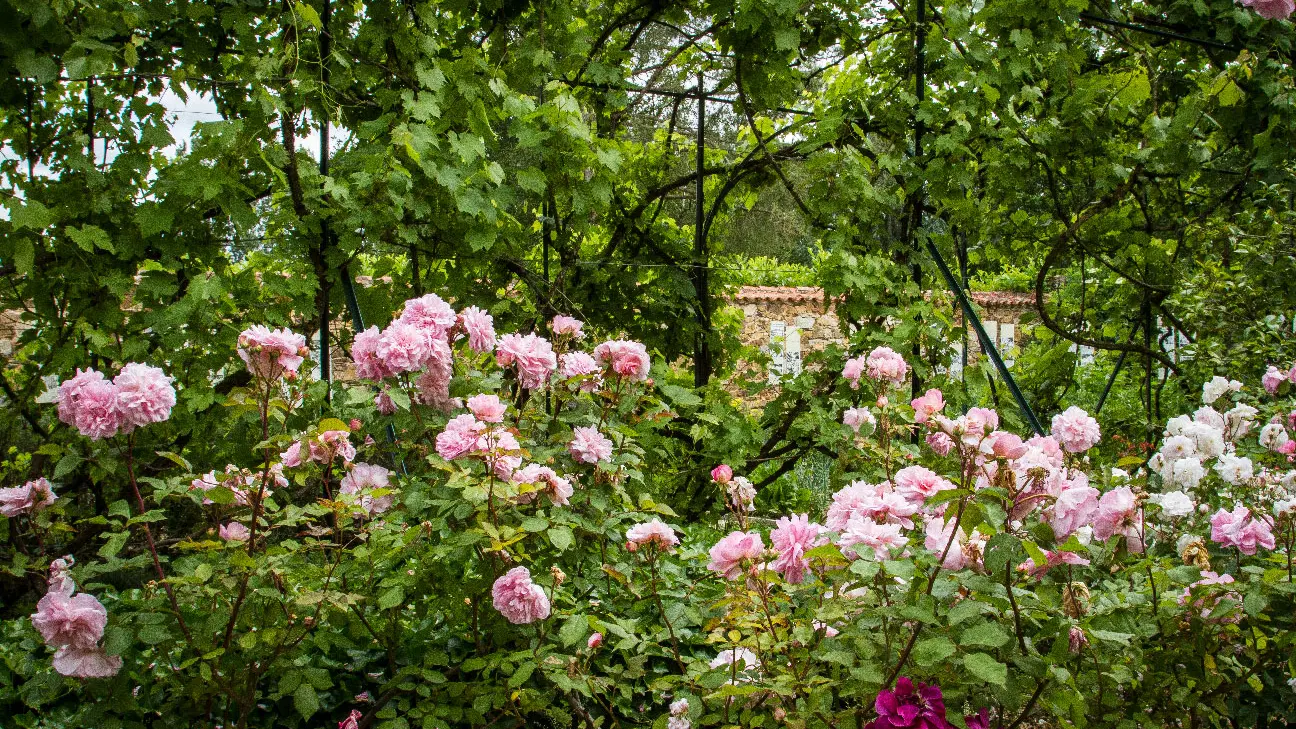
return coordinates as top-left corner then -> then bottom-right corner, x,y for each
1092,486 -> 1143,551
497,333 -> 558,389
375,391 -> 398,414
352,326 -> 393,381
966,407 -> 1000,434
513,464 -> 574,506
458,306 -> 497,354
550,315 -> 585,339
112,363 -> 175,428
1239,0 -> 1294,19
559,352 -> 601,391
56,370 -> 124,440
467,394 -> 507,423
1051,406 -> 1101,453
988,431 -> 1027,460
220,522 -> 250,541
340,463 -> 395,515
478,429 -> 523,480
436,414 -> 486,460
397,294 -> 457,339
569,426 -> 613,464
30,559 -> 121,678
1210,506 -> 1276,555
770,514 -> 826,584
237,325 -> 307,381
911,389 -> 945,424
1049,483 -> 1100,538
1020,550 -> 1090,579
0,478 -> 56,517
924,515 -> 968,570
707,531 -> 765,579
839,516 -> 907,558
844,408 -> 876,434
893,466 -> 954,504
587,632 -> 603,649
926,431 -> 954,456
1180,571 -> 1242,623
593,340 -> 652,381
843,355 -> 866,389
711,464 -> 733,484
1263,366 -> 1286,395
340,710 -> 363,729
1024,435 -> 1065,468
413,340 -> 454,411
626,519 -> 680,551
492,566 -> 551,624
865,346 -> 908,386
827,481 -> 919,529
377,321 -> 434,374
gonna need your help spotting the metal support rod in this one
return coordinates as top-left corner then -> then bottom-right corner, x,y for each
1095,319 -> 1143,415
909,0 -> 927,405
692,72 -> 711,387
317,0 -> 332,400
925,240 -> 1045,435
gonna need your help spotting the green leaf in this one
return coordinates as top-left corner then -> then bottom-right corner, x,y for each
293,683 -> 320,719
509,661 -> 535,688
558,614 -> 589,647
12,239 -> 34,275
959,622 -> 1011,649
295,1 -> 322,28
138,623 -> 171,645
67,225 -> 114,253
9,200 -> 54,230
319,417 -> 351,433
983,533 -> 1025,574
962,652 -> 1008,687
913,636 -> 956,666
549,526 -> 573,551
378,586 -> 405,610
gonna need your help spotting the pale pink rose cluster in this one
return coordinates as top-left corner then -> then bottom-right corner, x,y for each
1020,550 -> 1090,579
593,339 -> 651,382
1051,406 -> 1101,453
434,415 -> 522,479
1091,486 -> 1145,552
706,530 -> 765,579
0,477 -> 56,517
30,559 -> 122,678
513,464 -> 574,506
1210,506 -> 1276,555
339,463 -> 396,515
219,522 -> 250,541
568,426 -> 613,465
550,315 -> 585,339
283,430 -> 357,467
1238,0 -> 1294,20
55,363 -> 176,440
491,566 -> 550,624
1262,363 -> 1296,395
769,514 -> 825,583
842,346 -> 908,389
237,325 -> 308,381
559,352 -> 601,392
1179,571 -> 1242,623
497,333 -> 558,389
910,389 -> 945,424
190,463 -> 286,505
626,518 -> 679,551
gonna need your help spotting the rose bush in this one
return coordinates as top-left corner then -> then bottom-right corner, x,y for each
2,292 -> 1295,728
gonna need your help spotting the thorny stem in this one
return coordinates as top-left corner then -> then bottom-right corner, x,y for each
648,552 -> 687,673
125,435 -> 194,643
1003,563 -> 1028,654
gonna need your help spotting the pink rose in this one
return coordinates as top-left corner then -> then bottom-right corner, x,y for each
220,522 -> 251,541
1210,506 -> 1276,555
592,340 -> 651,381
865,346 -> 908,386
626,519 -> 680,551
1049,483 -> 1099,538
926,431 -> 954,456
707,531 -> 765,579
352,326 -> 393,381
457,306 -> 497,354
340,709 -> 364,729
377,321 -> 434,374
770,514 -> 826,584
1239,0 -> 1294,19
374,391 -> 397,414
1263,366 -> 1286,395
559,352 -> 601,391
30,559 -> 121,678
397,294 -> 457,339
988,431 -> 1027,460
237,325 -> 307,381
924,515 -> 968,570
1021,550 -> 1090,579
513,464 -> 574,506
569,426 -> 613,464
467,394 -> 507,423
436,414 -> 486,460
893,466 -> 954,504
587,632 -> 603,649
340,463 -> 395,515
492,566 -> 551,624
550,315 -> 585,339
911,389 -> 945,424
1051,406 -> 1101,453
0,478 -> 56,517
843,407 -> 876,434
1092,486 -> 1143,551
112,363 -> 176,428
842,355 -> 866,389
839,516 -> 907,557
56,369 -> 125,440
497,333 -> 558,389
711,464 -> 733,484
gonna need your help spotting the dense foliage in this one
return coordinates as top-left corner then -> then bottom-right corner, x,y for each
4,0 -> 1296,725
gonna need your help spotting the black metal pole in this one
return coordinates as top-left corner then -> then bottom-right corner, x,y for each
693,72 -> 711,387
317,0 -> 332,401
1095,320 -> 1142,415
926,240 -> 1045,435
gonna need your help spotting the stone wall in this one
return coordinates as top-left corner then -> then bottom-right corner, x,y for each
728,286 -> 1036,394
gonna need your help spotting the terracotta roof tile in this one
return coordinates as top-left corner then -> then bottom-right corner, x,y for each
731,286 -> 1034,307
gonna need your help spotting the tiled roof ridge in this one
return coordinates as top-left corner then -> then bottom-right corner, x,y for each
732,285 -> 1035,307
